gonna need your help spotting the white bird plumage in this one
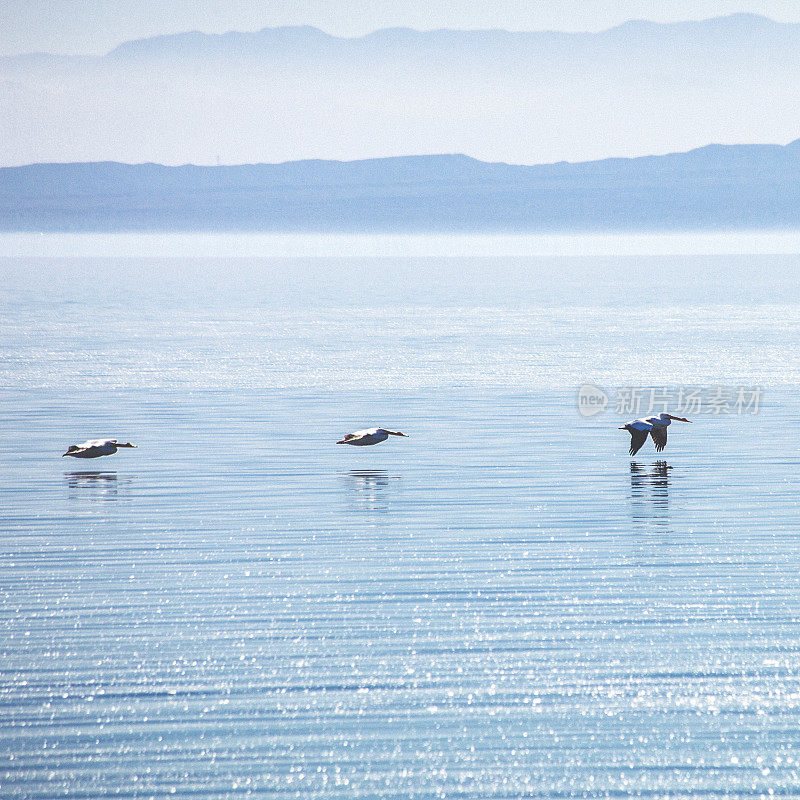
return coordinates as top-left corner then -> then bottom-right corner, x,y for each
336,427 -> 408,446
62,439 -> 137,458
619,413 -> 691,456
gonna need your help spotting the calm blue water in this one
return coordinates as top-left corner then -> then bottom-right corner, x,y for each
2,250 -> 800,798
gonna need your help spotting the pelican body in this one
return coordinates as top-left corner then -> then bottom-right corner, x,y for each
336,428 -> 407,446
619,413 -> 691,456
62,439 -> 137,459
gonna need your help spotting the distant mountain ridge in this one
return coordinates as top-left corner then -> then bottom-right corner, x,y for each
96,14 -> 799,60
3,140 -> 800,232
0,13 -> 784,61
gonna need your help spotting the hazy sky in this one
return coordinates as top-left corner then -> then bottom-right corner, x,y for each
2,0 -> 800,55
4,2 -> 800,166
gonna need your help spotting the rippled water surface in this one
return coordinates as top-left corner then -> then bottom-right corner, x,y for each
2,249 -> 800,798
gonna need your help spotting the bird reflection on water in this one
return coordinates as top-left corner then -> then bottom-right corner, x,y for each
340,469 -> 400,512
629,460 -> 672,527
65,471 -> 122,501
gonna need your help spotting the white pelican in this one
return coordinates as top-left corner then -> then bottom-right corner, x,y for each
62,439 -> 137,459
336,428 -> 408,446
619,413 -> 691,456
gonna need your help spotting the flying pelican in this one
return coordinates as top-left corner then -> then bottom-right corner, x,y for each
619,413 -> 691,456
62,439 -> 137,459
336,428 -> 408,446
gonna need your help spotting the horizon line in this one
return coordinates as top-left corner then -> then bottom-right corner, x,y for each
2,135 -> 799,172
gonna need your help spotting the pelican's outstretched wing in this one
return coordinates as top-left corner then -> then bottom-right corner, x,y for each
650,426 -> 667,452
629,428 -> 649,456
